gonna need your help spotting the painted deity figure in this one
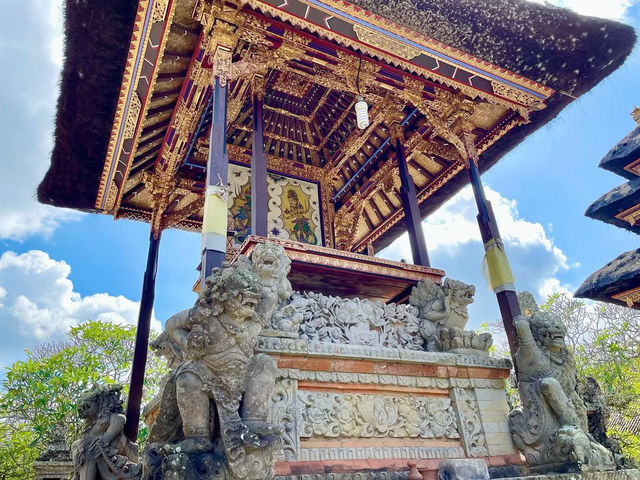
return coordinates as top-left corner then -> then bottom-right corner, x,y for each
509,292 -> 614,473
72,385 -> 141,480
283,189 -> 317,244
145,255 -> 282,480
409,278 -> 492,353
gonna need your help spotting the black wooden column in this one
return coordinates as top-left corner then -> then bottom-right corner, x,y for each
124,229 -> 161,441
201,75 -> 229,282
462,132 -> 519,360
392,123 -> 430,266
251,76 -> 268,237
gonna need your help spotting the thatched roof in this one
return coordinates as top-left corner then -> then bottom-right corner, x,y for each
575,248 -> 640,306
38,0 -> 139,211
599,127 -> 640,180
585,178 -> 640,234
38,0 -> 637,241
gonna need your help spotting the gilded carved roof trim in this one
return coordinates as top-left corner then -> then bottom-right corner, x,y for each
240,0 -> 554,109
97,0 -> 176,212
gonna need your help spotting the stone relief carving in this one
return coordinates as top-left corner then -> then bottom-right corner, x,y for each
144,259 -> 282,480
274,291 -> 429,350
270,379 -> 299,461
450,388 -> 488,457
255,335 -> 511,370
298,392 -> 459,440
410,279 -> 492,354
71,384 -> 141,480
508,292 -> 615,473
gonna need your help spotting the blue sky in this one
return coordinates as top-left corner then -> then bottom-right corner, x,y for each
0,0 -> 638,368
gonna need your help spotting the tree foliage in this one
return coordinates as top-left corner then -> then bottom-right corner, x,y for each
0,320 -> 167,480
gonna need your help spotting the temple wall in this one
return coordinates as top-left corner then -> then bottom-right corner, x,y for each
257,337 -> 520,478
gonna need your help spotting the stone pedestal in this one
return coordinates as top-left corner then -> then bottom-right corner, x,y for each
33,460 -> 74,480
257,337 -> 521,479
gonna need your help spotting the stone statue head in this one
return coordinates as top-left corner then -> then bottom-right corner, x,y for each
198,262 -> 262,322
517,291 -> 568,355
528,311 -> 568,354
77,384 -> 125,420
251,242 -> 291,286
444,278 -> 475,317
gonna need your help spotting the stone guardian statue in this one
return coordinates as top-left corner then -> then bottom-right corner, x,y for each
71,384 -> 141,480
508,293 -> 614,474
144,256 -> 282,480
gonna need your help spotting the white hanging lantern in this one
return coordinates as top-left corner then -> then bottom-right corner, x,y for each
355,94 -> 370,130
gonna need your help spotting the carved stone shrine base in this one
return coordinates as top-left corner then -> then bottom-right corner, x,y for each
257,336 -> 521,479
507,469 -> 640,480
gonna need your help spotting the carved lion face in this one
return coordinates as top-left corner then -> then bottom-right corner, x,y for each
445,278 -> 475,308
529,312 -> 568,353
252,242 -> 291,283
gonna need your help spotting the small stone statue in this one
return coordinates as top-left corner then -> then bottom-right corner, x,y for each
251,242 -> 293,327
410,279 -> 492,354
580,377 -> 638,470
71,385 -> 141,480
145,258 -> 281,480
508,293 -> 614,473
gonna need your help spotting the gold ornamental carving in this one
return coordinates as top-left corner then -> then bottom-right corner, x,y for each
612,286 -> 640,308
151,0 -> 170,22
615,203 -> 640,227
632,107 -> 640,127
213,46 -> 233,87
353,24 -> 422,60
490,81 -> 544,109
122,94 -> 142,139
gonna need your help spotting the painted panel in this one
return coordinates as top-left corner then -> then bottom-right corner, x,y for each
227,163 -> 323,246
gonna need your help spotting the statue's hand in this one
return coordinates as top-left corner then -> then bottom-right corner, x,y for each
88,436 -> 107,457
515,315 -> 534,341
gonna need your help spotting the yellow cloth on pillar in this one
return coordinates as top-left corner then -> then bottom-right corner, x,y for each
481,238 -> 515,292
201,192 -> 227,237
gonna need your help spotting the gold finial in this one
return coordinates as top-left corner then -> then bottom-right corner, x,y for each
632,107 -> 640,127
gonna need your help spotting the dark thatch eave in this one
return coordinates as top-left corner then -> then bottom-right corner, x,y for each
39,0 -> 637,237
37,0 -> 139,211
584,178 -> 640,235
575,248 -> 640,307
598,127 -> 640,180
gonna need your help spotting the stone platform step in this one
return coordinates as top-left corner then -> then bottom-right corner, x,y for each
503,469 -> 640,480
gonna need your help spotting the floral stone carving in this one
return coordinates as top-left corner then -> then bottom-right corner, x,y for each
298,392 -> 459,440
144,258 -> 282,480
409,279 -> 492,354
276,291 -> 429,349
71,384 -> 141,480
508,292 -> 614,474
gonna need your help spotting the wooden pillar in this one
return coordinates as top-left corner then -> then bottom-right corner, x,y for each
251,75 -> 268,237
124,229 -> 161,441
392,123 -> 430,267
201,46 -> 231,282
462,132 -> 519,361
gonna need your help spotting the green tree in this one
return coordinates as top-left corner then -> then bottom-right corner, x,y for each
0,320 -> 167,479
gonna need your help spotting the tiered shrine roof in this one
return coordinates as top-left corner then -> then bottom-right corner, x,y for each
577,109 -> 640,309
39,0 -> 635,253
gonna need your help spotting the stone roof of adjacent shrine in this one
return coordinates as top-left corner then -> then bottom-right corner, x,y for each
38,0 -> 636,252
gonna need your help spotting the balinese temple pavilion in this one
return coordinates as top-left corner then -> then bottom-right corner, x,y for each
39,0 -> 634,468
576,108 -> 640,309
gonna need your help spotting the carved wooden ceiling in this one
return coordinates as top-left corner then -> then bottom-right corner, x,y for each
100,0 -> 553,252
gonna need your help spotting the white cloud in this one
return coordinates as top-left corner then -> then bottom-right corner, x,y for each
379,186 -> 575,322
0,0 -> 83,241
529,0 -> 634,20
0,250 -> 159,349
